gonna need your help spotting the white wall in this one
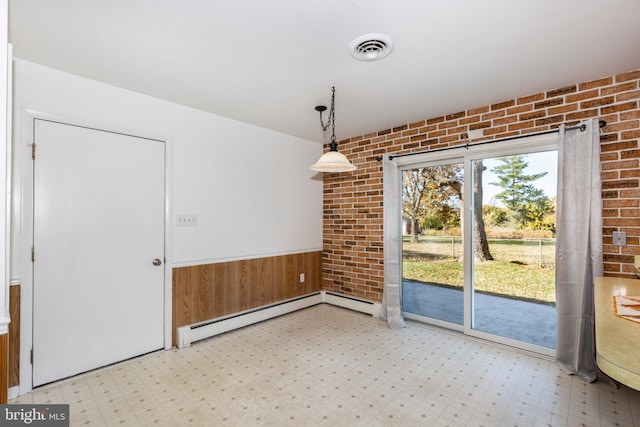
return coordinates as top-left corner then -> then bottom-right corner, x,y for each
0,0 -> 8,334
10,59 -> 323,281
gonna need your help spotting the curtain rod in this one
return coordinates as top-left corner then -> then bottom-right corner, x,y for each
382,120 -> 607,161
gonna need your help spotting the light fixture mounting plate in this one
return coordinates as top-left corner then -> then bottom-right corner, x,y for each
315,105 -> 327,112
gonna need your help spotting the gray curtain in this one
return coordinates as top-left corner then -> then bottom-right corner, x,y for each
381,155 -> 405,329
555,118 -> 603,382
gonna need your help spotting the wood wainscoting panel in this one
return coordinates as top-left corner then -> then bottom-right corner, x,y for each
9,285 -> 19,388
172,251 -> 322,346
0,333 -> 7,403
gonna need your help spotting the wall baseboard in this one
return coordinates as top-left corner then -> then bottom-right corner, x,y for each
176,291 -> 381,348
322,291 -> 381,318
8,386 -> 18,400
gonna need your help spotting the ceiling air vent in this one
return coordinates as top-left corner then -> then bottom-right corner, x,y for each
349,34 -> 393,62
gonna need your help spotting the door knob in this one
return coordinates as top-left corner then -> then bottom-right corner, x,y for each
152,259 -> 162,266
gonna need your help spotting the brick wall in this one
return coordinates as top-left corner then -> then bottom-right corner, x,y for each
322,69 -> 640,303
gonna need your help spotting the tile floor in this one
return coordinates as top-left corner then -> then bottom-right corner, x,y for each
11,304 -> 640,426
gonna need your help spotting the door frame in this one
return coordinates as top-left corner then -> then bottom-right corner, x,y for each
17,109 -> 174,395
395,132 -> 558,357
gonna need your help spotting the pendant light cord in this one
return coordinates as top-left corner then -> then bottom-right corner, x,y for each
318,87 -> 337,149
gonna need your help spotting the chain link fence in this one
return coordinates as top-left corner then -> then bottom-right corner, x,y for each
521,238 -> 556,268
404,236 -> 556,268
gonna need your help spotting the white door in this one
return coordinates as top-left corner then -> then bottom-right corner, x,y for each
32,119 -> 165,386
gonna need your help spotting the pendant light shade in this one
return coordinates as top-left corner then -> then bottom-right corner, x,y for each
310,87 -> 356,173
310,144 -> 357,172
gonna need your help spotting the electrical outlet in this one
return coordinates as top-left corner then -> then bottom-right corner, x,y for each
612,231 -> 626,246
176,215 -> 198,226
299,273 -> 305,283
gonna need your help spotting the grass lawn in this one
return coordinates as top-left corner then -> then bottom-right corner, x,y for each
403,237 -> 556,305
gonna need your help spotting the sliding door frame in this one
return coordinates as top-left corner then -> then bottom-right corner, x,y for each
395,132 -> 558,356
400,156 -> 465,332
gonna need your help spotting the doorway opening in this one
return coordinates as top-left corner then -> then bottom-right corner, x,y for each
398,137 -> 558,355
18,113 -> 173,395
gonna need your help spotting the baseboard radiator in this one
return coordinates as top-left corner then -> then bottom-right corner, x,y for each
176,291 -> 381,348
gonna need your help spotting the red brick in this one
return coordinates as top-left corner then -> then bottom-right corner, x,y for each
600,152 -> 618,161
535,98 -> 563,109
604,199 -> 640,208
602,81 -> 638,95
440,134 -> 461,143
519,111 -> 546,121
427,130 -> 447,138
621,149 -> 640,160
491,100 -> 515,110
566,109 -> 598,121
459,115 -> 481,125
468,106 -> 490,115
507,104 -> 533,115
621,110 -> 640,120
579,77 -> 614,90
491,131 -> 520,140
447,125 -> 467,135
402,128 -> 420,137
601,101 -> 638,115
494,116 -> 518,126
606,120 -> 640,132
621,129 -> 640,140
438,120 -> 461,130
548,104 -> 578,115
517,93 -> 545,104
601,141 -> 635,152
426,116 -> 445,125
469,121 -> 491,130
509,121 -> 535,131
482,126 -> 507,136
603,217 -> 640,227
621,208 -> 640,217
621,169 -> 640,178
580,96 -> 615,109
446,111 -> 465,120
617,91 -> 640,105
535,115 -> 564,127
601,160 -> 639,171
621,189 -> 640,198
616,70 -> 640,83
482,110 -> 506,120
601,170 -> 618,181
547,85 -> 577,97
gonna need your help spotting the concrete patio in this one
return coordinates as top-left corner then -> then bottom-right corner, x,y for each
402,280 -> 557,349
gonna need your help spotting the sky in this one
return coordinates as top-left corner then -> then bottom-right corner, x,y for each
481,150 -> 558,207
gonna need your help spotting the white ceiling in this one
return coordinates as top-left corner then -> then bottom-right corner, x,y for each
8,0 -> 640,144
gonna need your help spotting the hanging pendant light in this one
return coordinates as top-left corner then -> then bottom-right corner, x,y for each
310,87 -> 357,172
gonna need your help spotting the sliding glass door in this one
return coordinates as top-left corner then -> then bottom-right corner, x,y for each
401,162 -> 464,327
468,152 -> 557,350
400,138 -> 558,355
